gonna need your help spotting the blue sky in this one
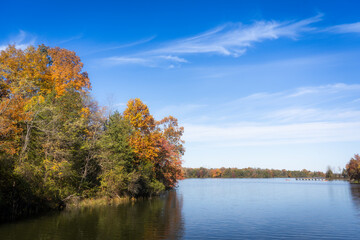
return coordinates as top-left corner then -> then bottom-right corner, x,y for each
2,0 -> 360,171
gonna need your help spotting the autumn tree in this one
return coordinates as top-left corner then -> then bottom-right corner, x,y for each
123,98 -> 184,190
0,44 -> 96,217
0,45 -> 185,220
346,154 -> 360,182
0,45 -> 50,155
98,111 -> 165,197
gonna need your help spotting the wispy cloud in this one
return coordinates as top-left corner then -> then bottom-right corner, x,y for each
219,83 -> 360,124
158,55 -> 188,63
184,121 -> 360,146
154,104 -> 207,119
0,30 -> 36,51
106,56 -> 152,66
103,54 -> 188,68
56,33 -> 84,44
287,83 -> 360,97
103,14 -> 323,67
151,14 -> 322,57
159,83 -> 360,146
267,108 -> 360,123
85,36 -> 156,56
326,22 -> 360,34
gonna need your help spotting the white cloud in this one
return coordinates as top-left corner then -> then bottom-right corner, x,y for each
288,83 -> 360,97
151,14 -> 322,57
167,83 -> 360,146
103,54 -> 188,68
56,34 -> 83,44
216,83 -> 360,124
183,121 -> 360,146
267,108 -> 360,123
0,30 -> 36,51
97,16 -> 359,70
229,83 -> 360,105
105,56 -> 152,66
84,36 -> 156,56
104,14 -> 323,66
158,55 -> 188,63
154,104 -> 207,119
326,22 -> 360,34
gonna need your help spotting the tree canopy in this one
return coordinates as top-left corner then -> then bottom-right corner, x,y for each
0,45 -> 184,221
346,154 -> 360,182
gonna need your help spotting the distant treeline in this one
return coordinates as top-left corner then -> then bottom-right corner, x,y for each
183,167 -> 327,178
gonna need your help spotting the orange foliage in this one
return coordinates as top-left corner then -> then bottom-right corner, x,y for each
48,47 -> 91,96
346,154 -> 360,181
210,169 -> 222,178
123,98 -> 184,188
123,98 -> 155,133
0,45 -> 90,155
124,98 -> 159,163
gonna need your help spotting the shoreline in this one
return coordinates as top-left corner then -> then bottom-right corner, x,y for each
65,196 -> 132,210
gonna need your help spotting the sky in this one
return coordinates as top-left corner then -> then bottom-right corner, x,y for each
1,0 -> 360,171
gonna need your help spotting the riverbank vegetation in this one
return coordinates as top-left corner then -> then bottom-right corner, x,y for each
0,45 -> 184,221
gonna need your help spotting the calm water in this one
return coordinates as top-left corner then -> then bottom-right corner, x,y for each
1,178 -> 360,239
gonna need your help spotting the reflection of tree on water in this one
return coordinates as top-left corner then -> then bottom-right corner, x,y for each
350,184 -> 360,213
96,190 -> 184,239
143,190 -> 184,239
0,191 -> 184,240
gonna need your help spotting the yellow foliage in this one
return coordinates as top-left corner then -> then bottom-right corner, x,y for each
0,44 -> 91,154
80,107 -> 90,118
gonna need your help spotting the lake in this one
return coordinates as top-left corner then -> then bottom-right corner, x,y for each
1,178 -> 360,239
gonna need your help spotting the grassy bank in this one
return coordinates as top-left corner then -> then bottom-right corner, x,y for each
65,196 -> 133,209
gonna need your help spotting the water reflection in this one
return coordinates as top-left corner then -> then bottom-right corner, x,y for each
350,184 -> 360,213
4,179 -> 360,239
0,190 -> 184,240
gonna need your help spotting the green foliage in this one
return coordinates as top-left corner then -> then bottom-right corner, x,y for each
98,112 -> 134,196
0,45 -> 182,221
326,167 -> 334,179
0,156 -> 54,222
98,112 -> 165,198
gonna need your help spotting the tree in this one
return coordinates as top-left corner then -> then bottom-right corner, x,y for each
123,98 -> 184,189
0,45 -> 185,220
0,45 -> 50,155
98,112 -> 136,197
155,116 -> 184,188
342,168 -> 348,179
0,44 -> 96,218
326,167 -> 334,179
98,111 -> 166,197
346,154 -> 360,182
